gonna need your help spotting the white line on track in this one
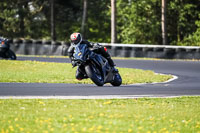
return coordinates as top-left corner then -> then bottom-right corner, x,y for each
128,73 -> 178,86
0,95 -> 199,99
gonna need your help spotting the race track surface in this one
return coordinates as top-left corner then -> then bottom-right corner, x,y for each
0,56 -> 200,98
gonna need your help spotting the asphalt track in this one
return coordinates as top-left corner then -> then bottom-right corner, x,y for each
0,56 -> 200,98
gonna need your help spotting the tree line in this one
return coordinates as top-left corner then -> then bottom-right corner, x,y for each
0,0 -> 199,46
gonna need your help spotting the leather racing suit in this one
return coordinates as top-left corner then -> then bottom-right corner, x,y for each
68,40 -> 115,80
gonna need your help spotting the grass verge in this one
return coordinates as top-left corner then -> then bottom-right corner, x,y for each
0,60 -> 172,84
0,97 -> 200,132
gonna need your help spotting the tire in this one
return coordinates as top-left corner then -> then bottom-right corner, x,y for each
6,50 -> 17,60
111,73 -> 122,86
85,64 -> 104,86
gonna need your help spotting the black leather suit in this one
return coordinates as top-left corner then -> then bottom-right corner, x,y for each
68,40 -> 115,80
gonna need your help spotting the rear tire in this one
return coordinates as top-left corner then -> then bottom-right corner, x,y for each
111,73 -> 122,86
85,64 -> 104,86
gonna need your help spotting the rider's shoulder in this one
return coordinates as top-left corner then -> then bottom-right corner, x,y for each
81,40 -> 90,45
0,37 -> 9,43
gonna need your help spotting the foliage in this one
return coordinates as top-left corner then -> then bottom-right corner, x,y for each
86,0 -> 111,43
0,0 -> 49,39
0,0 -> 200,46
0,0 -> 82,40
177,15 -> 200,46
167,0 -> 200,46
0,97 -> 200,132
117,0 -> 200,45
117,0 -> 161,44
53,0 -> 82,41
0,60 -> 172,84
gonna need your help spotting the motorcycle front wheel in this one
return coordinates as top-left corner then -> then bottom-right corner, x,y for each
111,73 -> 122,86
85,64 -> 104,86
5,50 -> 17,60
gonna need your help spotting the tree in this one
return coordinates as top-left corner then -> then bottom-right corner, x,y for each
161,0 -> 167,45
0,0 -> 199,46
0,0 -> 50,39
50,0 -> 56,41
178,15 -> 200,46
81,0 -> 88,38
84,0 -> 110,42
167,0 -> 200,45
111,0 -> 117,43
117,0 -> 161,44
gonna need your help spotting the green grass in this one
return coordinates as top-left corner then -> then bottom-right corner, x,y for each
0,97 -> 200,133
0,60 -> 172,85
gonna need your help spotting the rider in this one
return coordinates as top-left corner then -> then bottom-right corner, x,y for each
68,32 -> 117,80
0,37 -> 10,51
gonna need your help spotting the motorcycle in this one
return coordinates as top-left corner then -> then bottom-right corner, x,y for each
72,43 -> 122,86
0,39 -> 17,60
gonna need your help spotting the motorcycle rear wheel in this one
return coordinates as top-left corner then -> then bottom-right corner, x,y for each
85,64 -> 104,86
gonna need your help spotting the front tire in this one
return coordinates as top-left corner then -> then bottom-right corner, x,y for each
6,50 -> 17,60
85,64 -> 104,86
111,73 -> 122,86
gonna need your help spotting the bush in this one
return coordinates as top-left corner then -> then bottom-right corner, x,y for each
177,15 -> 200,46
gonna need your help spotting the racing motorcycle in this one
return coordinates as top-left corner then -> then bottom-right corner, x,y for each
0,39 -> 16,60
72,43 -> 122,86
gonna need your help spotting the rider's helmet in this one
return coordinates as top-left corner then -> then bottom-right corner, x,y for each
0,37 -> 4,44
70,33 -> 82,45
0,37 -> 9,43
0,37 -> 9,48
